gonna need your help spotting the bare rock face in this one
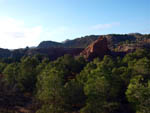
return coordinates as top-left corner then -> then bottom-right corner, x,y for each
80,36 -> 109,60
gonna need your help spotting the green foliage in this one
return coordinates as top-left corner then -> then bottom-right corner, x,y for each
77,58 -> 98,85
126,76 -> 150,113
133,58 -> 150,77
64,80 -> 86,111
0,62 -> 7,74
18,56 -> 40,92
79,56 -> 121,113
3,56 -> 40,93
81,76 -> 119,113
36,63 -> 66,113
1,48 -> 150,113
36,55 -> 86,113
3,63 -> 20,92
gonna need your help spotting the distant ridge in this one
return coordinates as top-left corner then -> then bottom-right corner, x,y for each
0,33 -> 150,61
37,34 -> 146,49
38,35 -> 99,48
38,41 -> 62,48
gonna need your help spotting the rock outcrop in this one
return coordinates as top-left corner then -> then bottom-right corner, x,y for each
80,36 -> 110,60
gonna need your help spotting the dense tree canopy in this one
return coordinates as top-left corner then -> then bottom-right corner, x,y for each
0,49 -> 150,113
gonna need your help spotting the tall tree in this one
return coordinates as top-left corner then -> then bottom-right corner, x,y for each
126,75 -> 150,113
3,63 -> 20,93
36,65 -> 66,113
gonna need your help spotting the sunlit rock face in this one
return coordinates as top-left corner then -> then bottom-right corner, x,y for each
80,36 -> 110,60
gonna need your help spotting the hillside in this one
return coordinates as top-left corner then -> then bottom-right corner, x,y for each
38,35 -> 99,48
37,33 -> 150,50
0,33 -> 150,61
1,33 -> 150,113
38,41 -> 63,48
1,45 -> 150,113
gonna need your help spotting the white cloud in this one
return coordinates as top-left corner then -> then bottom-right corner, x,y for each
92,22 -> 120,30
0,17 -> 74,49
0,18 -> 43,49
0,18 -> 122,49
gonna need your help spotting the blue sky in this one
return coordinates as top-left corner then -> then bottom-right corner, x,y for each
0,0 -> 149,49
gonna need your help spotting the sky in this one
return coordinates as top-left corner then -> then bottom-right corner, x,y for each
0,0 -> 150,49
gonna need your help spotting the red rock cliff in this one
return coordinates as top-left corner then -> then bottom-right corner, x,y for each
80,36 -> 109,60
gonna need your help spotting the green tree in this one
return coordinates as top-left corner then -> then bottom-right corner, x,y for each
3,63 -> 20,92
133,58 -> 150,78
80,56 -> 121,113
126,75 -> 150,113
81,76 -> 119,113
18,56 -> 39,92
77,58 -> 99,85
36,65 -> 66,113
64,79 -> 86,112
0,62 -> 7,74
